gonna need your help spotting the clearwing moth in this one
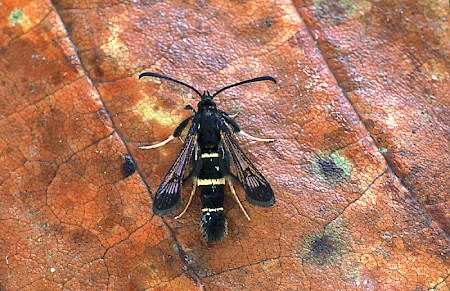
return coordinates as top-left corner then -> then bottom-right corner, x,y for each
140,72 -> 276,242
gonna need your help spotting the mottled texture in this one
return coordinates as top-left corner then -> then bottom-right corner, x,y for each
0,0 -> 448,289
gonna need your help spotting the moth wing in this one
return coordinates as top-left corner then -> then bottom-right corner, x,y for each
153,125 -> 197,215
220,124 -> 275,207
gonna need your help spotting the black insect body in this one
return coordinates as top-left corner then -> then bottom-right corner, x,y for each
139,72 -> 276,242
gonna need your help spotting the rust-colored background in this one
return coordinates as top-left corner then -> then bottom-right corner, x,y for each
0,0 -> 448,289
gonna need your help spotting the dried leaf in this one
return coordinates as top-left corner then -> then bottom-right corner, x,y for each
1,0 -> 448,289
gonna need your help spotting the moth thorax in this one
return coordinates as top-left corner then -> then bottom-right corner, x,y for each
200,210 -> 227,242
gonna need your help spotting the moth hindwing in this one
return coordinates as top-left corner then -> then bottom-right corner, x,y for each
139,72 -> 276,242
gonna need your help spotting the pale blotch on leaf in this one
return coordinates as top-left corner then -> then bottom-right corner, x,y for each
421,59 -> 446,81
311,151 -> 352,185
9,9 -> 24,26
172,243 -> 181,253
313,0 -> 356,21
313,0 -> 372,22
133,99 -> 174,126
100,23 -> 130,64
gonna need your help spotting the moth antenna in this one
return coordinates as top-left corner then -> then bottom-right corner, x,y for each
139,72 -> 203,99
212,76 -> 276,98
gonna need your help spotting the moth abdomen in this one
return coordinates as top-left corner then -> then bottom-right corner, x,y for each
198,152 -> 227,242
201,209 -> 227,242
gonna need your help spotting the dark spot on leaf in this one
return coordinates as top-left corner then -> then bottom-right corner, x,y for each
88,50 -> 105,79
95,108 -> 110,124
264,18 -> 274,27
71,229 -> 96,246
287,31 -> 305,47
365,118 -> 375,129
123,155 -> 136,177
310,236 -> 335,261
318,158 -> 344,178
301,226 -> 349,266
312,151 -> 352,185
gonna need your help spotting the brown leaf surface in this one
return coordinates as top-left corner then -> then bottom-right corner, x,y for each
0,0 -> 448,290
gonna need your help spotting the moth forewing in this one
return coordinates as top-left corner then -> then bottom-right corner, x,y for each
152,125 -> 197,215
220,128 -> 275,207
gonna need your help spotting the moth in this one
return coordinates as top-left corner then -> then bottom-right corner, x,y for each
139,72 -> 276,242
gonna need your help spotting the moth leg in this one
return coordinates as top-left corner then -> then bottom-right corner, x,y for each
176,145 -> 201,219
140,135 -> 175,149
140,116 -> 194,149
175,179 -> 197,220
221,111 -> 275,142
228,107 -> 241,118
221,112 -> 241,133
184,104 -> 196,114
239,130 -> 276,142
219,140 -> 250,220
226,178 -> 250,221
